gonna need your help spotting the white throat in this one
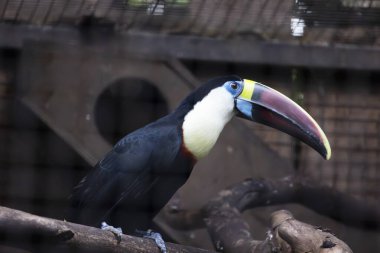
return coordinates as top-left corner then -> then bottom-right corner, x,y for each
182,87 -> 235,160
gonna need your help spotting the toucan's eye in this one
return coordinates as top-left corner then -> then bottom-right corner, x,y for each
230,82 -> 238,90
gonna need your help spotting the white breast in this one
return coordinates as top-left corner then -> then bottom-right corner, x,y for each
182,87 -> 235,160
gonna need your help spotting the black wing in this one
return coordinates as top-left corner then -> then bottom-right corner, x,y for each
69,117 -> 190,232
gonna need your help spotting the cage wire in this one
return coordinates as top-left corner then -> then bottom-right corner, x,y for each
0,0 -> 379,245
0,0 -> 380,45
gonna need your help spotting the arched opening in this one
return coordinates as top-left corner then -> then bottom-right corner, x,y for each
95,78 -> 169,144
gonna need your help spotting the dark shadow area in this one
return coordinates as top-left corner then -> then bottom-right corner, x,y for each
0,47 -> 89,222
95,78 -> 169,144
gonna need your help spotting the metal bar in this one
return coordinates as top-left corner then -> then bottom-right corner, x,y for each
14,0 -> 25,22
140,0 -> 164,30
150,0 -> 160,15
252,0 -> 270,31
42,0 -> 55,25
28,0 -> 40,23
123,4 -> 140,30
198,0 -> 223,36
91,0 -> 101,16
255,129 -> 380,138
103,0 -> 115,20
182,0 -> 206,34
159,0 -> 178,32
226,0 -> 252,37
265,0 -> 287,38
157,0 -> 175,32
76,0 -> 86,17
299,159 -> 380,166
212,0 -> 235,38
1,24 -> 380,70
312,117 -> 378,123
304,103 -> 380,109
269,0 -> 292,39
0,0 -> 10,20
57,0 -> 71,24
111,32 -> 380,70
116,0 -> 127,26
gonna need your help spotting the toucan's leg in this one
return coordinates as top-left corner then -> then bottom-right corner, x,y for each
136,229 -> 167,253
101,221 -> 123,243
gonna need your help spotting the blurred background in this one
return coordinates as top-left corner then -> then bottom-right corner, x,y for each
0,0 -> 379,252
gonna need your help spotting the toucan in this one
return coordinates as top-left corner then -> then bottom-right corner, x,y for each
69,76 -> 330,248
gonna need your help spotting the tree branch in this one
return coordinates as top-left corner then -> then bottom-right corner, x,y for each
0,175 -> 361,253
201,180 -> 352,253
164,176 -> 380,231
0,206 -> 215,253
163,176 -> 358,252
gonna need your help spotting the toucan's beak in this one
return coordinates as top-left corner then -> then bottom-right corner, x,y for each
236,79 -> 331,160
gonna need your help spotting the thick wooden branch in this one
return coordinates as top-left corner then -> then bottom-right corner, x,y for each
163,176 -> 356,253
202,183 -> 352,253
204,207 -> 352,253
0,175 -> 362,253
203,195 -> 271,253
242,176 -> 380,230
0,206 -> 215,253
164,176 -> 380,231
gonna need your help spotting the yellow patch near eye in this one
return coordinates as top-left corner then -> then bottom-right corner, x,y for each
240,79 -> 256,100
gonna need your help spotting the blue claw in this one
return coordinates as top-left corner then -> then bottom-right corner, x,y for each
136,229 -> 167,253
101,221 -> 123,243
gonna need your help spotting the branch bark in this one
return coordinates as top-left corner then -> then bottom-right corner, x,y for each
270,210 -> 352,253
0,206 -> 215,253
0,176 -> 361,253
202,183 -> 352,253
164,176 -> 359,253
165,176 -> 380,231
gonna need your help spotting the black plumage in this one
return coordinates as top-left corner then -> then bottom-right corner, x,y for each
69,76 -> 241,234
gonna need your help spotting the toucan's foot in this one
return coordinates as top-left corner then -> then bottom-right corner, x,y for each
136,229 -> 167,253
101,221 -> 123,243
